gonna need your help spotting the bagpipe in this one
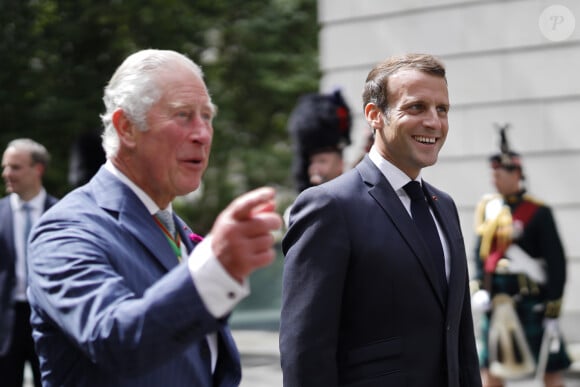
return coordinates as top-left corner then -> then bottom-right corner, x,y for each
487,293 -> 535,379
486,292 -> 561,382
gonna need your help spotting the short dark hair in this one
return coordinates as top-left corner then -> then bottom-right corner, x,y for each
362,53 -> 447,113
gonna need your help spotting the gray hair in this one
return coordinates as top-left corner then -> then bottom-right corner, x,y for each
100,49 -> 206,158
5,138 -> 50,168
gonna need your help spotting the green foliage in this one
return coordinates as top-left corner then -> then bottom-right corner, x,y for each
0,0 -> 319,233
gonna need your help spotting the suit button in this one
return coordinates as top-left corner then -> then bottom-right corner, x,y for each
446,325 -> 451,331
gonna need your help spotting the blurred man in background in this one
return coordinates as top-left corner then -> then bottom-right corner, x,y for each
0,138 -> 58,387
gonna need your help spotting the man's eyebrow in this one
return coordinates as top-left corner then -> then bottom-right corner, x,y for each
168,101 -> 190,109
168,101 -> 216,114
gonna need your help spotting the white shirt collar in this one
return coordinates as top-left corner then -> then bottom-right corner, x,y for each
104,160 -> 172,215
10,188 -> 47,211
368,146 -> 422,192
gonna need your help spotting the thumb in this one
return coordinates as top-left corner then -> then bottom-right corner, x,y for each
230,187 -> 276,221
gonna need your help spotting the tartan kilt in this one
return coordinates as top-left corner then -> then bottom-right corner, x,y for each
479,274 -> 572,373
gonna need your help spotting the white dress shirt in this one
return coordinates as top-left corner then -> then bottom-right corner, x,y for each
368,147 -> 450,280
10,189 -> 47,301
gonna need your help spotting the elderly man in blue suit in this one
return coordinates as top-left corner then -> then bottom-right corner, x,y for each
26,49 -> 282,386
280,54 -> 482,386
0,138 -> 58,387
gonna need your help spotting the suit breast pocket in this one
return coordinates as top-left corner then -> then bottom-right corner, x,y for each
339,337 -> 406,386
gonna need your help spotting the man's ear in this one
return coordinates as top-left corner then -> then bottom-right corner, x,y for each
364,103 -> 383,131
33,163 -> 45,179
112,109 -> 137,148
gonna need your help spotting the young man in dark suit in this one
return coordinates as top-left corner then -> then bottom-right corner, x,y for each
280,53 -> 482,387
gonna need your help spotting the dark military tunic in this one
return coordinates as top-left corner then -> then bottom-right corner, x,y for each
473,190 -> 571,373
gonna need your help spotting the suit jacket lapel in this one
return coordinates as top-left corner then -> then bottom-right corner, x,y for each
92,168 -> 241,381
92,167 -> 179,272
357,157 -> 446,308
212,326 -> 242,386
0,199 -> 16,265
0,194 -> 56,267
43,194 -> 58,212
423,181 -> 467,312
176,218 -> 198,254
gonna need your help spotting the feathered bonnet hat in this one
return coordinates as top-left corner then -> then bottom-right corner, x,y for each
288,89 -> 352,192
489,124 -> 524,176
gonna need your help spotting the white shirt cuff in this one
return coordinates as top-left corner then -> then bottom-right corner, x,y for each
187,235 -> 250,318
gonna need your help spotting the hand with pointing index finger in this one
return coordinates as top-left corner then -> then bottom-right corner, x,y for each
210,186 -> 282,283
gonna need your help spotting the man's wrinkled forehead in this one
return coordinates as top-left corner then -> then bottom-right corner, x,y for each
159,66 -> 217,117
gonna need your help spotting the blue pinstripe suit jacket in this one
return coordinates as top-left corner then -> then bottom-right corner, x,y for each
27,167 -> 241,386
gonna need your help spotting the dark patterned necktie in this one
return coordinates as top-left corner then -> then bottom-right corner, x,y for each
403,181 -> 447,294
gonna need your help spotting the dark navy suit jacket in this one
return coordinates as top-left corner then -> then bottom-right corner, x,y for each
0,193 -> 57,355
27,167 -> 241,386
280,156 -> 481,387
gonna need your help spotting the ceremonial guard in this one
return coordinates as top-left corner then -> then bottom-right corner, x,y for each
287,88 -> 351,193
471,126 -> 571,387
284,89 -> 351,226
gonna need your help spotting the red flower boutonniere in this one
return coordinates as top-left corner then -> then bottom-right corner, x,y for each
182,225 -> 204,243
189,233 -> 204,243
432,195 -> 438,201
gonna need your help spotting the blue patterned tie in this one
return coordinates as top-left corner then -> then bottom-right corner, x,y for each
155,209 -> 176,238
22,203 -> 33,258
403,181 -> 447,295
